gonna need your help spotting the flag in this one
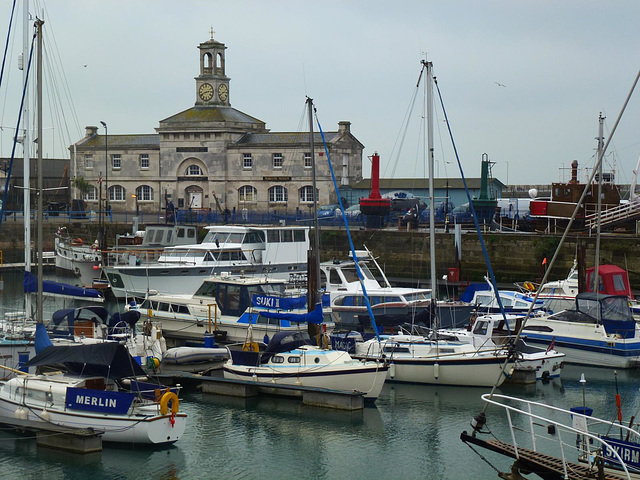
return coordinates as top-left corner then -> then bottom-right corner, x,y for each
542,257 -> 547,265
546,336 -> 556,353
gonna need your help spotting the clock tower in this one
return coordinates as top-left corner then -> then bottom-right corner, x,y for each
195,30 -> 230,106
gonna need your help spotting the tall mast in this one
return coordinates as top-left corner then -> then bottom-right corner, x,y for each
593,113 -> 604,299
425,59 -> 437,303
307,97 -> 321,295
36,17 -> 44,324
23,0 -> 31,317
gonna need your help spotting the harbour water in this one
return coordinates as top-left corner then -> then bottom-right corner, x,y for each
1,271 -> 640,479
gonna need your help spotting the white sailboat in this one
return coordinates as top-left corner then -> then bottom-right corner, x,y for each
223,98 -> 388,400
350,60 -> 516,387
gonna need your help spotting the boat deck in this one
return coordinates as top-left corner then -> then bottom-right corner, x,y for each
461,431 -> 633,480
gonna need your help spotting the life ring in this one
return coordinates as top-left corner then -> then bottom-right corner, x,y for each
241,342 -> 260,352
72,238 -> 83,245
160,391 -> 179,415
524,281 -> 535,292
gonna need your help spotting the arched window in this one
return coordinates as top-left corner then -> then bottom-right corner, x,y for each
186,165 -> 204,176
109,185 -> 125,201
136,185 -> 154,201
269,186 -> 287,203
299,186 -> 316,203
83,186 -> 98,201
238,185 -> 257,202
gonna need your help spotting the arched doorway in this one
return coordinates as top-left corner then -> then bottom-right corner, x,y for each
185,185 -> 204,209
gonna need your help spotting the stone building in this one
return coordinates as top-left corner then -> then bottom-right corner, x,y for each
71,34 -> 364,216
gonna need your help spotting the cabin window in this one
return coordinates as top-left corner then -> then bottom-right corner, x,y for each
281,230 -> 293,242
166,230 -> 173,243
158,303 -> 171,312
178,228 -> 185,238
272,356 -> 284,364
288,356 -> 301,364
613,274 -> 626,292
244,232 -> 264,244
267,230 -> 280,243
188,229 -> 196,239
328,269 -> 341,285
473,322 -> 489,335
195,281 -> 217,297
294,230 -> 305,242
154,230 -> 164,243
174,305 -> 190,314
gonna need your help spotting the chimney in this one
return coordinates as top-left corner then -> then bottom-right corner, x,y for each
338,121 -> 351,135
85,126 -> 98,137
569,160 -> 578,184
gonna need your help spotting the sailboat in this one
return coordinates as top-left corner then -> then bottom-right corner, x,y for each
348,60 -> 518,387
222,98 -> 389,401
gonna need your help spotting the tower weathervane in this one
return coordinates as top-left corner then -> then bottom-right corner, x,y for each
210,26 -> 215,40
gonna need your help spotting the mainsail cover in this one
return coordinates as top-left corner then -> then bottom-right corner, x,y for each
258,302 -> 324,324
23,271 -> 103,300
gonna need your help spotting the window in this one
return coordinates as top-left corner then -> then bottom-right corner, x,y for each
304,152 -> 312,168
136,185 -> 154,201
273,153 -> 283,169
243,153 -> 252,169
109,185 -> 125,201
186,164 -> 203,176
299,186 -> 315,203
269,186 -> 287,203
83,186 -> 98,201
238,185 -> 257,202
140,154 -> 149,169
85,154 -> 93,170
112,154 -> 121,169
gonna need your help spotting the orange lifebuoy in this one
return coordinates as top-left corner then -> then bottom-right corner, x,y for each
73,238 -> 83,245
160,391 -> 179,415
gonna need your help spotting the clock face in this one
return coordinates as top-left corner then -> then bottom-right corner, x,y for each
218,83 -> 228,101
199,83 -> 214,101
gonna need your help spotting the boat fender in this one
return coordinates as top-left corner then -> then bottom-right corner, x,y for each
160,391 -> 179,415
14,407 -> 27,420
389,362 -> 396,379
40,408 -> 50,422
146,356 -> 160,369
524,281 -> 535,292
242,342 -> 260,352
433,362 -> 439,380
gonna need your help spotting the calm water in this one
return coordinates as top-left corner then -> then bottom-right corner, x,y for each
1,271 -> 640,479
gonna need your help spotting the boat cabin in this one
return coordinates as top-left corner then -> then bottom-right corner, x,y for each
586,264 -> 635,299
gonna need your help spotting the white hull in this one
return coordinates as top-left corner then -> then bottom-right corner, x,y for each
55,238 -> 101,286
0,392 -> 186,444
384,355 -> 512,387
223,362 -> 388,400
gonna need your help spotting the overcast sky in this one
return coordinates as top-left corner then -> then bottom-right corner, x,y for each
1,0 -> 639,188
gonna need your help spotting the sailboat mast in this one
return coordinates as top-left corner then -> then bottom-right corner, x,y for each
425,59 -> 437,301
36,18 -> 44,324
593,113 -> 604,297
23,0 -> 31,317
307,97 -> 321,297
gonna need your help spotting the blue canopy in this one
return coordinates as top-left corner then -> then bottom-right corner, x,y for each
23,271 -> 103,300
34,323 -> 53,354
258,303 -> 324,324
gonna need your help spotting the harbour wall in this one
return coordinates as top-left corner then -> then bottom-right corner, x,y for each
1,221 -> 639,289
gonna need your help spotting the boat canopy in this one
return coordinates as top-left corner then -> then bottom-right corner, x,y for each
263,331 -> 313,354
25,342 -> 146,379
575,292 -> 636,339
586,265 -> 635,299
259,303 -> 324,324
23,271 -> 103,300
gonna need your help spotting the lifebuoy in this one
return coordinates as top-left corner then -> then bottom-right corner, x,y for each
160,391 -> 179,415
73,238 -> 83,245
241,342 -> 260,352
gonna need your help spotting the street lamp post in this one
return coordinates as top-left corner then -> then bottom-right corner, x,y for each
100,121 -> 108,216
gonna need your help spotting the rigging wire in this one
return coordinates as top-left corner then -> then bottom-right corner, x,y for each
0,25 -> 35,229
0,0 -> 18,92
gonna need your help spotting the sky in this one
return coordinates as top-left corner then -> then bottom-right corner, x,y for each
1,0 -> 640,187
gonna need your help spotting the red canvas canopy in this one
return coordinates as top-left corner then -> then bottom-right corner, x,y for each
586,265 -> 635,299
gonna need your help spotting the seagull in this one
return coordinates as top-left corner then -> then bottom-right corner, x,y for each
494,82 -> 506,87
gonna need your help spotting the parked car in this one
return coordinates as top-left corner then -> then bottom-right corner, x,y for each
317,204 -> 340,219
338,204 -> 362,221
46,201 -> 68,217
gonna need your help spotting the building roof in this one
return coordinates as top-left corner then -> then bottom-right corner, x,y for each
159,106 -> 265,127
234,131 -> 340,146
76,134 -> 159,149
351,177 -> 506,190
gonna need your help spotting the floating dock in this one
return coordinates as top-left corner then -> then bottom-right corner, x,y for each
4,417 -> 102,453
157,371 -> 367,411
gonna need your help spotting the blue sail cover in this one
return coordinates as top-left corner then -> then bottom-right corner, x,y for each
23,271 -> 103,300
34,323 -> 53,354
259,303 -> 324,324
